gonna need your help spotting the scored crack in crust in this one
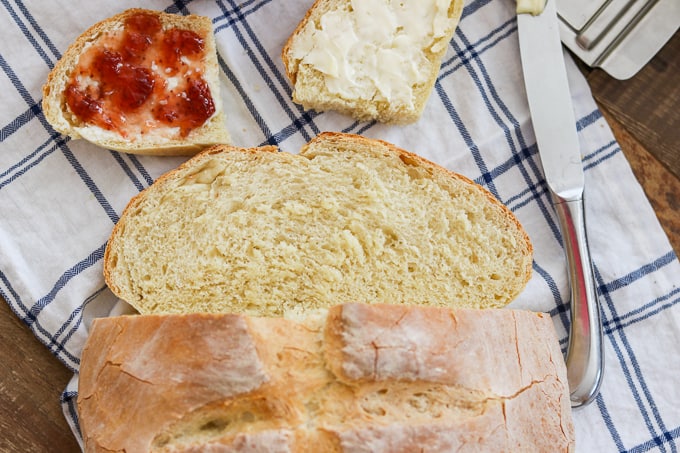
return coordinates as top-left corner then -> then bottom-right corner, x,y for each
77,304 -> 575,452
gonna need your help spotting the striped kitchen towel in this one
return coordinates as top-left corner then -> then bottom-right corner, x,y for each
1,0 -> 679,451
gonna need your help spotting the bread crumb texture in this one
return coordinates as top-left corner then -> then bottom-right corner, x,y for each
78,304 -> 574,452
282,0 -> 464,123
104,132 -> 533,316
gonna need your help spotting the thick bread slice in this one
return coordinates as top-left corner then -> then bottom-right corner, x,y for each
103,132 -> 532,315
282,0 -> 464,124
104,132 -> 532,315
42,8 -> 230,155
78,304 -> 575,452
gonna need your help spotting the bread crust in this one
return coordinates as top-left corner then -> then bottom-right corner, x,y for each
281,0 -> 325,85
103,132 -> 533,315
42,8 -> 230,155
78,304 -> 574,452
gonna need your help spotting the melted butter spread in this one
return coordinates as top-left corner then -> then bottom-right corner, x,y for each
291,0 -> 453,108
516,0 -> 546,15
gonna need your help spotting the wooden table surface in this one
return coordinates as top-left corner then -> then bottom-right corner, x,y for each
1,31 -> 679,453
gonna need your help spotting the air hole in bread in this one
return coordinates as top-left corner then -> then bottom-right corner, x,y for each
151,397 -> 284,450
199,418 -> 230,432
356,383 -> 486,424
408,392 -> 432,413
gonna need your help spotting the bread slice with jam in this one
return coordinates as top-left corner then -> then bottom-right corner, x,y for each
42,8 -> 230,155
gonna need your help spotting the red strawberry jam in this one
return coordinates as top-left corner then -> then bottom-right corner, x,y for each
160,29 -> 205,76
64,11 -> 215,139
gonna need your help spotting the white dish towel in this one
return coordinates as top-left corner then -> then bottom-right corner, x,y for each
0,0 -> 678,451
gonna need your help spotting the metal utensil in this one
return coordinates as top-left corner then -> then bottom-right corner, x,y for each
557,0 -> 680,80
517,0 -> 605,408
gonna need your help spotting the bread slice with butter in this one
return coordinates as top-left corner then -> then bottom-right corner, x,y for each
42,8 -> 230,156
103,132 -> 533,316
282,0 -> 464,124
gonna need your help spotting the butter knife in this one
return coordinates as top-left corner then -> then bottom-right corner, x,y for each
517,0 -> 604,407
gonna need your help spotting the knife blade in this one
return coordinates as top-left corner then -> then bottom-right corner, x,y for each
517,0 -> 604,407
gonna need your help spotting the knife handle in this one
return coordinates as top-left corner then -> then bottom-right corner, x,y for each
553,195 -> 604,408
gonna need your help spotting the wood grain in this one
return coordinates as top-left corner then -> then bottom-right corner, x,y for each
585,31 -> 680,180
601,106 -> 680,255
0,297 -> 80,452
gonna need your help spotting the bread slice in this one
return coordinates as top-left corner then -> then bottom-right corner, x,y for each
103,132 -> 532,316
42,8 -> 230,155
282,0 -> 464,124
78,303 -> 574,452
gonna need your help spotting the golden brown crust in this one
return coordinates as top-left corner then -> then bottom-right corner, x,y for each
42,8 -> 229,156
78,305 -> 574,452
79,313 -> 271,452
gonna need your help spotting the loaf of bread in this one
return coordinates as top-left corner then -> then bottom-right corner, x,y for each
78,303 -> 575,452
42,8 -> 230,155
282,0 -> 464,124
103,132 -> 533,316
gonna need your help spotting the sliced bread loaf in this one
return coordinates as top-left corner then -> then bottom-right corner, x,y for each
282,0 -> 464,123
78,304 -> 574,452
42,8 -> 230,155
103,132 -> 532,316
